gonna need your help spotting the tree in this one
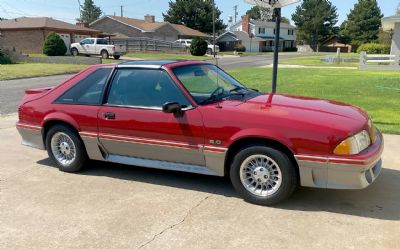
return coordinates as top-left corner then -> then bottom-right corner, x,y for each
292,0 -> 338,51
396,3 -> 400,15
189,37 -> 208,56
43,32 -> 67,56
341,0 -> 383,47
163,0 -> 226,33
77,0 -> 102,24
246,6 -> 290,24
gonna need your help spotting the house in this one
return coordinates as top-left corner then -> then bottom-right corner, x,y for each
217,16 -> 296,52
89,15 -> 208,42
320,35 -> 352,53
382,15 -> 400,55
0,17 -> 100,53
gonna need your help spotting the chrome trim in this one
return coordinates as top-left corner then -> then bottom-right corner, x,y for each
102,104 -> 194,112
117,64 -> 162,69
295,154 -> 375,164
106,154 -> 219,176
16,123 -> 42,130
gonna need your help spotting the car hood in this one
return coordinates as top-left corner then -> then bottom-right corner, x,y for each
221,94 -> 369,134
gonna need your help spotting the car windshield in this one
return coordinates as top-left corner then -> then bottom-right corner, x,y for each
172,64 -> 249,105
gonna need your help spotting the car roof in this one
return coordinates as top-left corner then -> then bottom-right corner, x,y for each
116,60 -> 211,69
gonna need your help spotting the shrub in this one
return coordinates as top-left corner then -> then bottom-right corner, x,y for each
189,37 -> 208,56
356,43 -> 390,54
283,47 -> 298,52
43,32 -> 67,56
0,49 -> 13,64
234,44 -> 246,52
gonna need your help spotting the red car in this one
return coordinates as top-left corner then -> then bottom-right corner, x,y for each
17,60 -> 383,205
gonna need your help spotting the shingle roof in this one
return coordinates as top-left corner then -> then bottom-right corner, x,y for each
0,17 -> 99,33
251,20 -> 295,29
98,16 -> 207,37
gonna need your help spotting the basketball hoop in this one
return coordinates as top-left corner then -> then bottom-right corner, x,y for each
244,0 -> 300,93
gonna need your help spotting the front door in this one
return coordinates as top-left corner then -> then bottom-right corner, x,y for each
98,68 -> 205,166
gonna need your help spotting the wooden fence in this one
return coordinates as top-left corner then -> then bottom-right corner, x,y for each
359,51 -> 400,70
111,37 -> 187,53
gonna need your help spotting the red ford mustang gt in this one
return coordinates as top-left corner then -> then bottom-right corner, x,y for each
17,60 -> 383,205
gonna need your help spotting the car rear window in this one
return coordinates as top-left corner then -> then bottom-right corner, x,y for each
97,39 -> 108,45
54,68 -> 112,105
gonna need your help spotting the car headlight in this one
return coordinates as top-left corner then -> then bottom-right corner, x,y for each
334,130 -> 371,155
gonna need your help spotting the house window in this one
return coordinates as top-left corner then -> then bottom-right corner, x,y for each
258,28 -> 265,34
288,30 -> 294,35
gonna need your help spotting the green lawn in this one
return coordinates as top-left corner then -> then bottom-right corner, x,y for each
0,63 -> 89,80
280,53 -> 360,67
228,67 -> 400,134
125,52 -> 209,61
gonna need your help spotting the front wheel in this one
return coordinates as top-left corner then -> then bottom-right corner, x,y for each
71,48 -> 79,56
45,124 -> 88,172
230,146 -> 298,206
101,50 -> 109,59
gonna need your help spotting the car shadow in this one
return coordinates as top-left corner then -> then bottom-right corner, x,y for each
37,158 -> 400,221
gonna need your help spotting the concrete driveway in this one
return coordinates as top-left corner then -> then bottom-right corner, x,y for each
1,114 -> 399,249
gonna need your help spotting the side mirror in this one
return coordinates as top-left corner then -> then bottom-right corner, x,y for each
162,102 -> 183,117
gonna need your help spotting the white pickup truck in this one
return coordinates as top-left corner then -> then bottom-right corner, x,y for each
70,38 -> 126,59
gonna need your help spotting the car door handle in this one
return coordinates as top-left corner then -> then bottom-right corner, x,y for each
104,112 -> 116,119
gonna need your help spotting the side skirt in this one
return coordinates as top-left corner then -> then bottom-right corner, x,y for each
106,154 -> 220,176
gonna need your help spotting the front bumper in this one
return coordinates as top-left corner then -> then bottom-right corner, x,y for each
16,122 -> 45,150
296,130 -> 384,189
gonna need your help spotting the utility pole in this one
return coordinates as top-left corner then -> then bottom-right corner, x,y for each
213,0 -> 216,59
271,7 -> 281,93
120,5 -> 123,17
77,0 -> 81,21
233,5 -> 238,23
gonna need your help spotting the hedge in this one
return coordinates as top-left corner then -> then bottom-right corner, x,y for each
43,32 -> 67,56
356,43 -> 390,54
190,37 -> 208,56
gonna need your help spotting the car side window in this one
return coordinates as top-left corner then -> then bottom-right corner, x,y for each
107,69 -> 190,109
97,39 -> 108,45
55,68 -> 112,105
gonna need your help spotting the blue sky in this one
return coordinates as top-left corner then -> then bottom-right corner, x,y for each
0,0 -> 398,25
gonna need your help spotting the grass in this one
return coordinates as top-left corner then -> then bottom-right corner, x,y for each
0,63 -> 89,80
125,52 -> 209,61
228,67 -> 400,134
280,53 -> 360,67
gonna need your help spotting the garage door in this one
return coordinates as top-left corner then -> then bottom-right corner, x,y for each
58,33 -> 71,54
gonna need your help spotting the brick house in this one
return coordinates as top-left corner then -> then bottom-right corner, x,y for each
320,35 -> 352,53
89,15 -> 208,42
0,17 -> 100,53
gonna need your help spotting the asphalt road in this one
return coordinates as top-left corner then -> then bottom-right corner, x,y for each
1,114 -> 399,248
0,54 -> 305,116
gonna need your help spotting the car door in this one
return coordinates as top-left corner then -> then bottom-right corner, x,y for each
97,68 -> 206,166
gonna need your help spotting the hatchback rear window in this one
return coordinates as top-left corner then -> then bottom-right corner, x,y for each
55,68 -> 112,105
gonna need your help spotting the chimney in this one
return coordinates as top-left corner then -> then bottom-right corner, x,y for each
144,15 -> 155,23
76,22 -> 89,28
242,15 -> 250,34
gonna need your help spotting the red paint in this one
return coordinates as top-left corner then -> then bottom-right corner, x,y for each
17,61 -> 382,164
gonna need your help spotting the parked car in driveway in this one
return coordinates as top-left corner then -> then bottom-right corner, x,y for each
16,60 -> 383,205
175,39 -> 220,54
70,38 -> 126,59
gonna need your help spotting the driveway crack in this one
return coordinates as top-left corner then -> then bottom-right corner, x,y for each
138,195 -> 211,249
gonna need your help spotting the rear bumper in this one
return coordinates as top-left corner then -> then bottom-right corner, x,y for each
16,123 -> 45,150
296,130 -> 384,189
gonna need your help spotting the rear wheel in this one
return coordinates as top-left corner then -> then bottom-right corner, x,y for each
113,55 -> 121,60
71,48 -> 79,56
45,124 -> 88,172
230,146 -> 298,206
101,50 -> 109,59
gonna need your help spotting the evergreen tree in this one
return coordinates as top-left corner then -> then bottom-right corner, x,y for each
77,0 -> 102,24
163,0 -> 226,33
341,0 -> 383,47
246,6 -> 290,24
396,3 -> 400,15
292,0 -> 338,51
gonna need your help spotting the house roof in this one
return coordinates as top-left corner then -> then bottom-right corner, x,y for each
217,31 -> 265,42
0,17 -> 99,33
382,15 -> 400,31
251,20 -> 295,29
92,16 -> 207,37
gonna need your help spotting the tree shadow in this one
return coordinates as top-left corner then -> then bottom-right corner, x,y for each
37,158 -> 400,221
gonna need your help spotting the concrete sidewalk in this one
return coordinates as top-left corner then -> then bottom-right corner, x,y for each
1,114 -> 399,249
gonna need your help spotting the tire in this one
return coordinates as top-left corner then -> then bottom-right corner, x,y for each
101,50 -> 109,59
45,124 -> 88,173
71,48 -> 79,56
113,55 -> 121,60
230,146 -> 298,206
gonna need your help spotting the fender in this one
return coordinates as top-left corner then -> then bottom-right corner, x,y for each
41,112 -> 81,131
226,128 -> 296,153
